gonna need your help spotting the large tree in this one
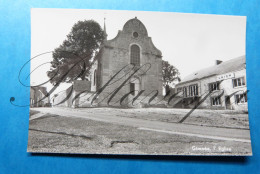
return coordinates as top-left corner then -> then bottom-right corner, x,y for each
47,20 -> 104,85
162,60 -> 181,92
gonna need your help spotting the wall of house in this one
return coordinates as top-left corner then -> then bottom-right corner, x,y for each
220,69 -> 247,110
30,87 -> 50,107
30,88 -> 35,107
52,85 -> 74,107
52,80 -> 97,108
175,69 -> 247,111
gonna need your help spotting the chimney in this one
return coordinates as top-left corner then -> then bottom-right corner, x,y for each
216,60 -> 223,65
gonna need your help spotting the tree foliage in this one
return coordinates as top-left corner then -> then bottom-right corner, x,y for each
47,20 -> 104,85
162,60 -> 181,91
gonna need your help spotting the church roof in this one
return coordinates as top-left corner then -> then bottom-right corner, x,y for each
178,55 -> 246,85
122,17 -> 148,36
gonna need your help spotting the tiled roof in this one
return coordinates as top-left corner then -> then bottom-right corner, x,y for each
178,55 -> 246,85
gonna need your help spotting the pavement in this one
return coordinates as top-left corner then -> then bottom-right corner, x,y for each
30,107 -> 251,143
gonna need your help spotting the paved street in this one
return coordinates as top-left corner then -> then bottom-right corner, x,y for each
30,107 -> 251,143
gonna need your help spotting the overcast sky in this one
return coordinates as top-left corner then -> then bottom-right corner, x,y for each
30,8 -> 246,95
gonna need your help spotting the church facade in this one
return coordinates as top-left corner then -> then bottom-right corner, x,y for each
89,17 -> 163,107
53,17 -> 163,108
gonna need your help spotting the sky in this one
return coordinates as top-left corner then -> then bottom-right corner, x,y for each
29,8 -> 246,96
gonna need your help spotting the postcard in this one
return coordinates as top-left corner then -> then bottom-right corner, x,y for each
27,8 -> 252,155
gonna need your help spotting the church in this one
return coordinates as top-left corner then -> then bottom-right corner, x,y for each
53,17 -> 163,107
88,17 -> 163,107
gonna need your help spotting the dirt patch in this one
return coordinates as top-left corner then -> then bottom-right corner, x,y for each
27,114 -> 251,155
103,108 -> 250,129
29,109 -> 40,117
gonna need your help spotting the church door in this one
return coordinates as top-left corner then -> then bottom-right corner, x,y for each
129,77 -> 140,96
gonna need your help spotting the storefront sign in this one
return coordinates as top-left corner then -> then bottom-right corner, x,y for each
216,73 -> 234,81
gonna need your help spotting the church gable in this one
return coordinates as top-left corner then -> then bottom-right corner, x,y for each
105,17 -> 162,58
122,17 -> 148,37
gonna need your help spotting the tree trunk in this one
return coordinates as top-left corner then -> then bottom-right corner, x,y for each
165,84 -> 170,94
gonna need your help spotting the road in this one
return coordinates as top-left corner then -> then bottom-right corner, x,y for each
31,107 -> 251,143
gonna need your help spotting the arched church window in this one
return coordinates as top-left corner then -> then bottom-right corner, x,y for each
94,70 -> 96,86
130,44 -> 140,66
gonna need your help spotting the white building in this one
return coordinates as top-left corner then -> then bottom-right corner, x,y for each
175,56 -> 247,111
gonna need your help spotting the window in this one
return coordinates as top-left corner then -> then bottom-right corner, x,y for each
233,77 -> 245,88
211,96 -> 221,106
93,70 -> 96,86
209,82 -> 220,92
130,44 -> 140,66
133,32 -> 139,38
235,93 -> 247,104
189,84 -> 198,97
130,83 -> 135,95
183,87 -> 187,97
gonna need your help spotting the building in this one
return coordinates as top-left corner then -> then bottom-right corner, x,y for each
53,17 -> 163,107
30,86 -> 50,107
175,56 -> 247,111
91,17 -> 163,106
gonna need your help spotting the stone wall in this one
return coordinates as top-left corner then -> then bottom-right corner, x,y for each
52,85 -> 74,107
53,80 -> 93,108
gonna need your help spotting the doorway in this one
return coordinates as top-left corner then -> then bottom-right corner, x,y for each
225,96 -> 232,109
129,77 -> 140,96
